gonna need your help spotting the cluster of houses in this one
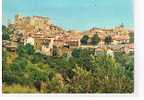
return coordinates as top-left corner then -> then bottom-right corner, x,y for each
2,15 -> 134,56
23,32 -> 81,56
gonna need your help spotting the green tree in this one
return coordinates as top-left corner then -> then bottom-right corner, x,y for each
3,57 -> 29,85
71,48 -> 94,71
80,35 -> 89,45
2,25 -> 11,40
31,53 -> 44,64
69,66 -> 94,93
10,57 -> 28,72
16,44 -> 35,56
25,44 -> 35,55
114,52 -> 134,79
91,53 -> 134,93
129,32 -> 134,43
2,50 -> 8,70
91,34 -> 100,45
71,48 -> 81,58
104,35 -> 112,45
2,33 -> 10,40
46,73 -> 66,93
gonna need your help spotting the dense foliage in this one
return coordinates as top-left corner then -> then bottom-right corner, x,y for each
2,25 -> 11,40
129,32 -> 134,43
80,35 -> 89,45
2,44 -> 134,93
91,34 -> 100,45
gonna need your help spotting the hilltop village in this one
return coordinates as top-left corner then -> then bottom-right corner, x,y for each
2,15 -> 134,93
2,15 -> 134,56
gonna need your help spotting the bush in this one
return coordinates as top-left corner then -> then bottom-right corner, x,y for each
70,66 -> 94,93
46,73 -> 65,93
71,48 -> 81,58
17,44 -> 35,56
3,84 -> 37,93
71,48 -> 93,71
91,54 -> 134,93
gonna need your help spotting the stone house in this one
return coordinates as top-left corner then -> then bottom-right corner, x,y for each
112,35 -> 129,44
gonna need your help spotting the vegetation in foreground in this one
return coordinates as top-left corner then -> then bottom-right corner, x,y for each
2,44 -> 134,93
2,25 -> 134,93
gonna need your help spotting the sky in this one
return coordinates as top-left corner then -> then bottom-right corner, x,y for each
2,0 -> 133,31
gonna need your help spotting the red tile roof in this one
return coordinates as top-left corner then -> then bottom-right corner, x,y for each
112,35 -> 129,41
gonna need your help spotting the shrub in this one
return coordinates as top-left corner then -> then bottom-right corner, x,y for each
3,84 -> 37,93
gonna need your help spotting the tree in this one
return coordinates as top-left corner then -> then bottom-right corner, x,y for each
16,44 -> 35,56
91,34 -> 100,45
104,35 -> 112,45
2,50 -> 8,70
79,49 -> 93,70
91,53 -> 134,93
25,43 -> 35,55
80,35 -> 89,45
10,57 -> 28,72
2,25 -> 11,40
71,48 -> 81,58
69,66 -> 94,93
3,57 -> 29,85
31,53 -> 44,64
129,32 -> 134,43
71,48 -> 93,71
114,52 -> 134,79
46,73 -> 65,93
2,33 -> 10,40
